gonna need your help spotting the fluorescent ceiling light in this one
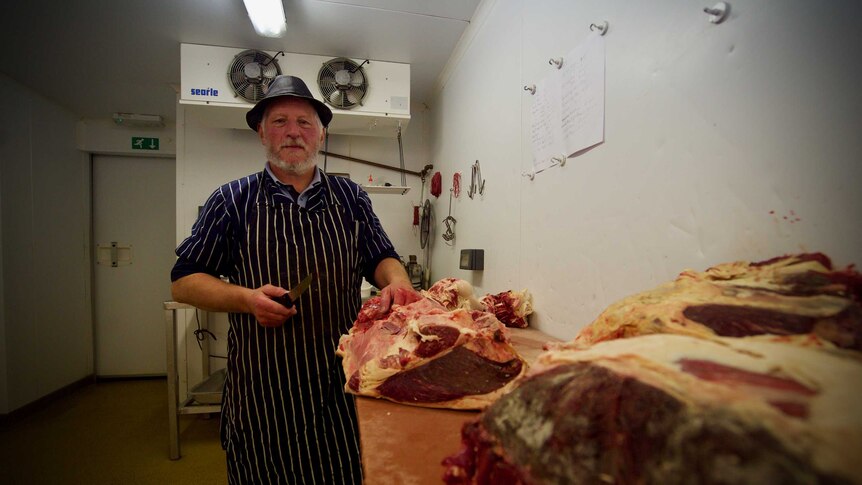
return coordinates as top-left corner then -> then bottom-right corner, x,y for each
243,0 -> 287,37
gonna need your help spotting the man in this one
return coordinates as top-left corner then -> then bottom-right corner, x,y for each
171,75 -> 420,484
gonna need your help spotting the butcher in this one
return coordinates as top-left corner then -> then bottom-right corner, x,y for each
170,74 -> 420,484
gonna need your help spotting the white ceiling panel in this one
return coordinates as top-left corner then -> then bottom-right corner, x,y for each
0,0 -> 481,123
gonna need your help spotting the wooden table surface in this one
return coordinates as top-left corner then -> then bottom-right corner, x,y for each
356,327 -> 560,485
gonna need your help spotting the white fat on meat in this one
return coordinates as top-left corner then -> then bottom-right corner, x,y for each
422,277 -> 484,311
535,333 -> 862,482
424,278 -> 535,328
337,284 -> 527,409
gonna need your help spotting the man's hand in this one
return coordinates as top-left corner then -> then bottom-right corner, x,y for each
172,274 -> 298,327
246,284 -> 298,327
372,257 -> 422,313
378,279 -> 421,313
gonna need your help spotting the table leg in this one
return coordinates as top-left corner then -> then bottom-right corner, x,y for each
165,306 -> 181,460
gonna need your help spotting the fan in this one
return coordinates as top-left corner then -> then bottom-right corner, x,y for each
227,49 -> 282,102
317,58 -> 369,109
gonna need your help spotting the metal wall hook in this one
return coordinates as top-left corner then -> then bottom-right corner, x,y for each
589,21 -> 609,36
524,84 -> 536,95
548,57 -> 564,69
552,155 -> 568,167
704,2 -> 730,23
468,160 -> 486,199
523,171 -> 536,181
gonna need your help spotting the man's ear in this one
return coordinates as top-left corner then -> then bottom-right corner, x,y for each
258,124 -> 265,143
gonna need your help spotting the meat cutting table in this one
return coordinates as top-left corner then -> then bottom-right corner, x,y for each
356,327 -> 559,484
162,301 -> 558,479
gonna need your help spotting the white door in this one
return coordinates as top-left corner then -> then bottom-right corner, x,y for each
93,155 -> 175,376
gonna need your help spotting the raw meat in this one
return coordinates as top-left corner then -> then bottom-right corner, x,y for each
442,334 -> 862,484
424,277 -> 534,328
480,290 -> 533,328
574,253 -> 862,350
423,277 -> 485,311
337,282 -> 528,409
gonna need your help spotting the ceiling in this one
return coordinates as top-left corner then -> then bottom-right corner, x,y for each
0,0 -> 480,124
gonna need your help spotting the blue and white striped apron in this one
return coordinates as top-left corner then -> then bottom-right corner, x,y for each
221,173 -> 363,484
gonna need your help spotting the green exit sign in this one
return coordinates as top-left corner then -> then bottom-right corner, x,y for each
131,137 -> 159,150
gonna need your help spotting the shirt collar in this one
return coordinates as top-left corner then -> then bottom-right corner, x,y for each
265,163 -> 322,202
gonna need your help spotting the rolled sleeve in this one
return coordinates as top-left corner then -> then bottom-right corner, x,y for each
173,188 -> 234,278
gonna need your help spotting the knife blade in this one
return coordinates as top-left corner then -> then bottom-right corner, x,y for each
272,273 -> 314,308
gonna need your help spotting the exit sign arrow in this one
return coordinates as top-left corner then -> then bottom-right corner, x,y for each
131,137 -> 160,150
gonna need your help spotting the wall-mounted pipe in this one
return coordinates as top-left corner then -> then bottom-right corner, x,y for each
319,150 -> 422,177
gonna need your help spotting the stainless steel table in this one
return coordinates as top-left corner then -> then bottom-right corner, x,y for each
163,301 -> 221,460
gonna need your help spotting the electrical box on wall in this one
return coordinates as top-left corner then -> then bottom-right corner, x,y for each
460,249 -> 484,270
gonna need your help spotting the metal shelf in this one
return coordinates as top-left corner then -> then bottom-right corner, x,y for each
163,301 -> 222,460
361,185 -> 411,195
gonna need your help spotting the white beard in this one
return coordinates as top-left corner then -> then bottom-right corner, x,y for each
268,150 -> 319,175
266,138 -> 320,175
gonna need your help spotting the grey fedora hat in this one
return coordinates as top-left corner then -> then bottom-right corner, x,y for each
246,75 -> 333,131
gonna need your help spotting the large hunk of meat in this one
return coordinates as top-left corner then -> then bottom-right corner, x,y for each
574,253 -> 862,349
442,253 -> 862,484
443,334 -> 862,484
337,280 -> 528,410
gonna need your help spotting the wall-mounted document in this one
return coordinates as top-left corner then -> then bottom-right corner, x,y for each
530,32 -> 605,172
530,76 -> 564,172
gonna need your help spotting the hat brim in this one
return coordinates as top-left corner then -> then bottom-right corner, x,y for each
246,94 -> 333,131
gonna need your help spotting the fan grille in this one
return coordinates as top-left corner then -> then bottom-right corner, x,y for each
227,50 -> 282,102
317,57 -> 368,110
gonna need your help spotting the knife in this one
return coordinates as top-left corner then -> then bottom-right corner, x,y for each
272,273 -> 314,308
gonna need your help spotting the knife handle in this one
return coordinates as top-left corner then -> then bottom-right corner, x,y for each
271,294 -> 295,308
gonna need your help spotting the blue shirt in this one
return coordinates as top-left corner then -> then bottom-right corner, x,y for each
264,162 -> 321,208
171,167 -> 399,286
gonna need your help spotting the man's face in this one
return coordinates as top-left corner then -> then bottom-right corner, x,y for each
259,97 -> 324,175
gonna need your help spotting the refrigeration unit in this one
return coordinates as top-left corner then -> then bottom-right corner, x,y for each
179,43 -> 410,137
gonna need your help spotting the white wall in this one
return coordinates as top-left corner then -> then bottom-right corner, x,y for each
76,118 -> 176,158
174,102 -> 431,394
429,0 -> 862,340
0,74 -> 93,413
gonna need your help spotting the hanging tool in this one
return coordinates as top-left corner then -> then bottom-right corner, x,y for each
468,160 -> 485,199
442,188 -> 456,245
431,171 -> 442,198
417,163 -> 435,289
418,164 -> 433,201
452,172 -> 462,198
420,199 -> 432,249
397,124 -> 407,187
414,164 -> 432,233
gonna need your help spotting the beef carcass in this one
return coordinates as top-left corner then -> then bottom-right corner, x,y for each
442,334 -> 862,484
574,253 -> 862,350
337,284 -> 528,409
